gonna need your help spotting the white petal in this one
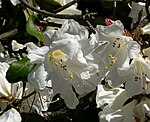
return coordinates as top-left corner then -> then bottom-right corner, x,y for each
0,108 -> 21,122
0,62 -> 11,97
11,40 -> 24,51
27,45 -> 49,63
50,37 -> 80,59
28,64 -> 48,91
10,0 -> 20,6
61,85 -> 79,109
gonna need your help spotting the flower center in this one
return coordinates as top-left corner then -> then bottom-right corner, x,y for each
133,61 -> 148,90
48,50 -> 74,80
106,38 -> 126,68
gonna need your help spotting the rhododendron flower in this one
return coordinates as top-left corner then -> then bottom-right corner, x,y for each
0,62 -> 23,122
118,54 -> 150,97
98,92 -> 150,122
95,20 -> 141,86
0,62 -> 23,100
27,20 -> 105,109
129,2 -> 146,27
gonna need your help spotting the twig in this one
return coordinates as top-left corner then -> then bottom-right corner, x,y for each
85,20 -> 96,33
0,29 -> 18,40
53,0 -> 79,13
19,0 -> 93,20
41,21 -> 62,28
22,90 -> 36,101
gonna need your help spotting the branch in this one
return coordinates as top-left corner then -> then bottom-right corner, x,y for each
41,21 -> 62,28
19,0 -> 94,20
0,29 -> 18,40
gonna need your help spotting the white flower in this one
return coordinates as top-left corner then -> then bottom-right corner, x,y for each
96,84 -> 136,122
99,99 -> 137,122
0,108 -> 21,122
0,62 -> 23,100
11,40 -> 24,51
0,62 -> 23,122
95,20 -> 141,86
140,22 -> 150,35
27,64 -> 49,91
48,0 -> 81,24
128,2 -> 146,27
99,94 -> 150,122
96,84 -> 128,109
27,20 -> 104,109
118,54 -> 150,97
10,0 -> 20,6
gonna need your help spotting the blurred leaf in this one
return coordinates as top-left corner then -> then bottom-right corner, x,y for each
15,7 -> 26,30
6,57 -> 36,83
26,15 -> 44,41
35,0 -> 62,12
21,113 -> 46,122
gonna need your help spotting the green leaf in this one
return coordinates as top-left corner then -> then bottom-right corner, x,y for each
6,57 -> 36,83
26,15 -> 44,41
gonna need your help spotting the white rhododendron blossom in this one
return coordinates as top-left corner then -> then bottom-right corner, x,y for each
10,0 -> 20,6
96,84 -> 128,109
95,20 -> 141,86
2,0 -> 150,122
118,54 -> 150,97
0,62 -> 23,99
27,19 -> 105,109
0,62 -> 23,121
98,94 -> 150,122
129,2 -> 146,27
0,108 -> 21,122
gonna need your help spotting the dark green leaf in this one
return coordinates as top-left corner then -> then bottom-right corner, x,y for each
6,57 -> 36,83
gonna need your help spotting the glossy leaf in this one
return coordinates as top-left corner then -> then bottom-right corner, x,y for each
6,57 -> 36,83
26,15 -> 44,41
